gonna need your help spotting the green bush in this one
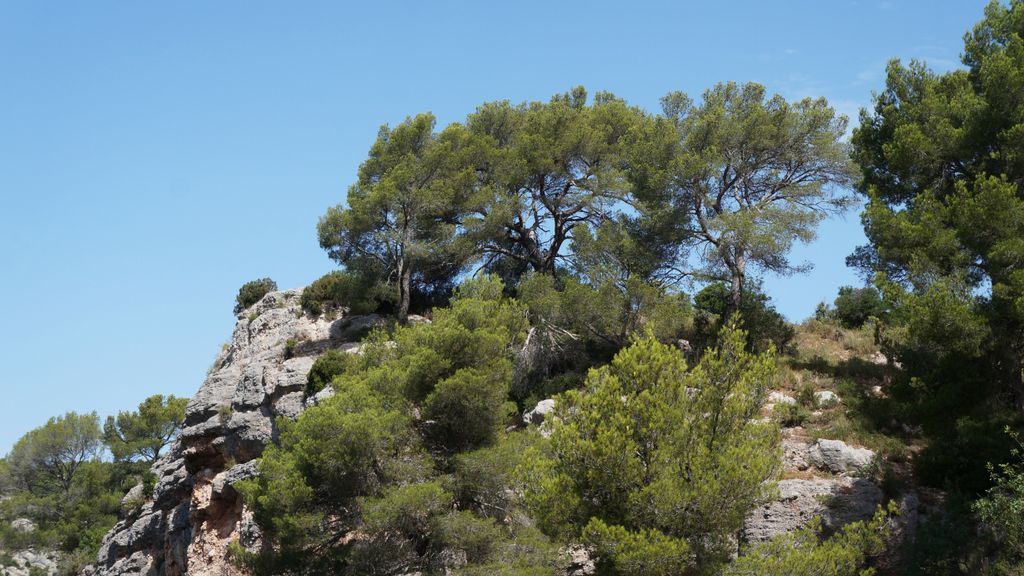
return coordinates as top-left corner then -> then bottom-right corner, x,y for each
521,325 -> 781,571
235,278 -> 277,314
300,271 -> 381,316
693,283 -> 794,353
973,428 -> 1024,571
306,349 -> 361,395
832,286 -> 883,328
775,402 -> 810,428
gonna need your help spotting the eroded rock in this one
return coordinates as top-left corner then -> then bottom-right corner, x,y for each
89,288 -> 364,576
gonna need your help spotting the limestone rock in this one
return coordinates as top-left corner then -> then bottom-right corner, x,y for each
768,391 -> 796,406
1,549 -> 59,576
782,437 -> 810,471
815,390 -> 840,406
120,483 -> 146,515
523,399 -> 556,426
89,287 -> 366,576
9,518 -> 35,534
566,544 -> 596,576
743,476 -> 883,542
808,439 -> 876,475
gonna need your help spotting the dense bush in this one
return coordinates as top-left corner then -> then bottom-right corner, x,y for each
237,276 -> 543,574
1,413 -> 140,575
832,286 -> 884,328
300,271 -> 382,317
234,278 -> 277,314
973,429 -> 1024,572
521,324 -> 782,571
306,349 -> 360,395
693,283 -> 794,353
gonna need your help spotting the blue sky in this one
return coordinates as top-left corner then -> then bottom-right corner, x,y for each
0,0 -> 988,453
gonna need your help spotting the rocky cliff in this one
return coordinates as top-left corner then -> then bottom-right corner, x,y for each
90,289 -> 369,576
89,289 -> 913,575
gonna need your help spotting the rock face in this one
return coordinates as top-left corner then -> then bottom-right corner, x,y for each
744,433 -> 887,543
743,477 -> 884,542
90,289 -> 362,576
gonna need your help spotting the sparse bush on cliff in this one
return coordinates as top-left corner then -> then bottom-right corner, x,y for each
299,270 -> 382,317
234,278 -> 277,314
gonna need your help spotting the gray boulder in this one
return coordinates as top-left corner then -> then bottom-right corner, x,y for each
523,399 -> 556,426
808,439 -> 876,475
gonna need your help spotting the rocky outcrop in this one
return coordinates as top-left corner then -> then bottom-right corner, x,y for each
743,476 -> 884,542
1,549 -> 58,576
90,289 -> 364,576
744,432 -> 888,544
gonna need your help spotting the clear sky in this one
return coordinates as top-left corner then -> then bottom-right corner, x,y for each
0,0 -> 990,453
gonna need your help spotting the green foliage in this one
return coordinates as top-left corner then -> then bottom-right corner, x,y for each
103,394 -> 187,463
7,412 -> 103,494
583,518 -> 691,576
317,113 -> 481,322
234,278 -> 277,314
518,273 -> 691,350
465,87 -> 649,278
451,432 -> 540,518
299,270 -> 383,317
693,283 -> 794,353
422,361 -> 516,451
725,505 -> 892,576
635,82 -> 854,311
237,276 -> 549,574
521,323 -> 781,571
775,402 -> 811,428
974,428 -> 1024,572
831,286 -> 884,328
306,348 -> 360,395
849,0 -> 1024,493
1,416 -> 132,573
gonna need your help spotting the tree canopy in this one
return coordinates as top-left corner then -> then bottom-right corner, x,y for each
317,113 -> 481,322
849,0 -> 1024,492
635,82 -> 854,311
103,394 -> 187,463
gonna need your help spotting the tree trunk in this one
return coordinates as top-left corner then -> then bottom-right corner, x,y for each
729,250 -> 746,318
397,260 -> 412,324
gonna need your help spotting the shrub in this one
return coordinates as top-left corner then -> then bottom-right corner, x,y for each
775,402 -> 810,428
832,286 -> 883,328
300,271 -> 381,316
306,349 -> 360,395
796,382 -> 817,409
235,278 -> 277,314
422,361 -> 517,451
973,428 -> 1024,570
693,283 -> 794,353
521,325 -> 781,570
